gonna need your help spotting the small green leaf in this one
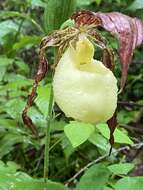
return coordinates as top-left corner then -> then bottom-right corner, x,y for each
108,163 -> 135,175
64,121 -> 94,148
76,164 -> 111,190
60,19 -> 75,29
96,123 -> 133,145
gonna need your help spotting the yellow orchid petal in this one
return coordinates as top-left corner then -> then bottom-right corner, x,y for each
53,37 -> 118,123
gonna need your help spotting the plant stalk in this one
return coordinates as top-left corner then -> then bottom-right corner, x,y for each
44,83 -> 54,182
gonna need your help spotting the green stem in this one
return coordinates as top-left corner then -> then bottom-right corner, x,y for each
44,84 -> 54,182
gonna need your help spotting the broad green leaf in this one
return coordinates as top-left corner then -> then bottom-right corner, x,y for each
108,163 -> 135,175
128,0 -> 143,10
35,85 -> 51,118
76,164 -> 111,190
64,121 -> 94,148
115,177 -> 143,190
96,123 -> 133,145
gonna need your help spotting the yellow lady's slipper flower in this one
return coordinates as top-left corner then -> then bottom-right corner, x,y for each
53,36 -> 118,123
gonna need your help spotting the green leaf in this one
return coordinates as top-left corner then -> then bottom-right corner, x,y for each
104,187 -> 113,190
0,56 -> 13,66
76,164 -> 111,190
0,133 -> 33,158
108,163 -> 135,175
64,121 -> 95,148
44,0 -> 76,33
5,99 -> 26,121
89,131 -> 110,152
29,0 -> 46,8
96,123 -> 133,145
0,11 -> 43,33
0,66 -> 6,81
13,36 -> 41,50
35,85 -> 51,118
14,60 -> 29,75
60,19 -> 75,29
128,0 -> 143,11
0,20 -> 18,43
12,179 -> 69,190
115,177 -> 143,190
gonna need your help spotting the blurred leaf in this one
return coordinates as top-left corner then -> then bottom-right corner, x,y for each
5,99 -> 25,121
76,164 -> 111,190
62,135 -> 74,160
0,133 -> 32,158
14,60 -> 30,75
13,36 -> 41,50
96,123 -> 133,145
104,187 -> 113,190
115,177 -> 143,190
108,163 -> 135,175
28,0 -> 46,8
0,11 -> 43,33
128,0 -> 143,10
0,20 -> 18,43
35,85 -> 50,118
64,121 -> 94,148
0,56 -> 13,66
117,110 -> 139,125
60,19 -> 75,29
44,0 -> 76,33
11,179 -> 69,190
89,131 -> 110,152
0,66 -> 6,81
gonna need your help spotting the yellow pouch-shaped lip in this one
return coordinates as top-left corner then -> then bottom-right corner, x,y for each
53,36 -> 118,123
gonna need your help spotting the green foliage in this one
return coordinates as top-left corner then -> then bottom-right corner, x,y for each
64,121 -> 95,148
128,0 -> 143,11
44,0 -> 76,33
115,177 -> 143,190
76,164 -> 111,190
108,163 -> 135,175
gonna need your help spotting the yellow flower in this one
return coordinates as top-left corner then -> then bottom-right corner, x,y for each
53,36 -> 118,123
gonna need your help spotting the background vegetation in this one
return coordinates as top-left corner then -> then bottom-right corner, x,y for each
0,0 -> 143,189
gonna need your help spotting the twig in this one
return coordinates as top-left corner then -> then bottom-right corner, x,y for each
65,142 -> 143,186
120,124 -> 143,133
118,101 -> 143,107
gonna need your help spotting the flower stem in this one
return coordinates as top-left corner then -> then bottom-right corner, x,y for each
44,83 -> 54,182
